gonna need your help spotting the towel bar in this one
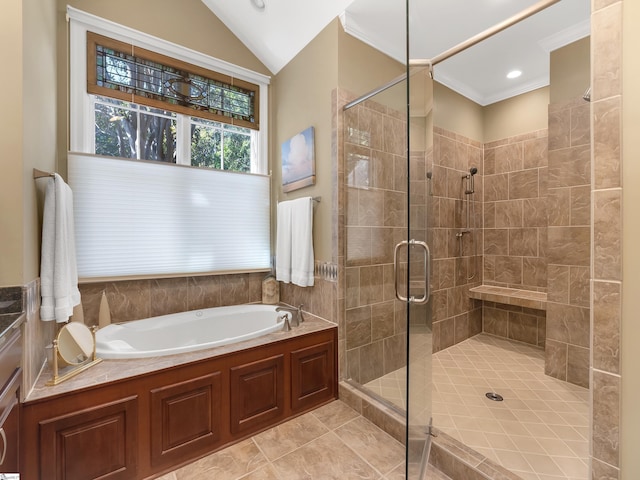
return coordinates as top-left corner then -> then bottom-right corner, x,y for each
33,168 -> 55,179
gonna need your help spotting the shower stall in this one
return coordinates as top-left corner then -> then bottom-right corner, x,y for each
338,0 -> 577,478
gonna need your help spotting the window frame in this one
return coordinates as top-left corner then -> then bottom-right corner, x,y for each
87,31 -> 259,130
68,6 -> 270,175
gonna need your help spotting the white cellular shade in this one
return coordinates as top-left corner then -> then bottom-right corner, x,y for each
68,153 -> 271,279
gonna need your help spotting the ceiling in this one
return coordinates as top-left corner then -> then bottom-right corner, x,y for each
202,0 -> 590,106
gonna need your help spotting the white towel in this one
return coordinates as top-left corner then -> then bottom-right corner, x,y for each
40,174 -> 81,323
276,197 -> 314,287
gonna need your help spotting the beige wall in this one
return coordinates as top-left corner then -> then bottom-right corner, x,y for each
24,0 -> 58,284
62,0 -> 269,77
550,36 -> 590,104
337,27 -> 405,104
271,20 -> 340,263
483,86 -> 550,143
622,0 -> 640,475
434,83 -> 484,142
0,0 -> 25,286
0,0 -> 57,287
272,20 -> 405,263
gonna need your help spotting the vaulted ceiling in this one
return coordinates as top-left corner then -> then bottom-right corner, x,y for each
202,0 -> 590,105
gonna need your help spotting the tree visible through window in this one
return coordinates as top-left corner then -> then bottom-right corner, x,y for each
190,118 -> 251,172
95,97 -> 176,162
94,96 -> 252,172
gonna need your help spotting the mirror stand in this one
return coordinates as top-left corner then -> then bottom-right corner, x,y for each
46,325 -> 103,386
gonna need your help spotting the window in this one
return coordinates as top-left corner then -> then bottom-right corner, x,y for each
94,96 -> 177,162
93,95 -> 255,172
68,7 -> 271,280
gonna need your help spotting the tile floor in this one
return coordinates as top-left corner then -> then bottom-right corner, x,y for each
159,400 -> 448,480
365,334 -> 590,480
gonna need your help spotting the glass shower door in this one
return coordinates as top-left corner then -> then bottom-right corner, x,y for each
404,65 -> 434,476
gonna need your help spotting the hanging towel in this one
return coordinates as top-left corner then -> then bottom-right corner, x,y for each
276,197 -> 314,287
40,174 -> 81,323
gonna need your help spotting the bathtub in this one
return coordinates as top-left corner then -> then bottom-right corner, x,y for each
95,304 -> 286,359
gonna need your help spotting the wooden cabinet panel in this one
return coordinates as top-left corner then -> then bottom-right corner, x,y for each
230,354 -> 284,435
150,372 -> 221,468
24,326 -> 337,479
290,340 -> 335,412
0,381 -> 19,473
39,396 -> 138,480
0,329 -> 21,475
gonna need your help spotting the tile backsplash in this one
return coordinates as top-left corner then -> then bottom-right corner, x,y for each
78,273 -> 265,325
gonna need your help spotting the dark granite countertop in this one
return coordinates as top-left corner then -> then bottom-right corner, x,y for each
0,286 -> 24,340
0,312 -> 25,341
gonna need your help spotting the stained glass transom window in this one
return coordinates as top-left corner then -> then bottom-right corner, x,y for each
88,32 -> 259,130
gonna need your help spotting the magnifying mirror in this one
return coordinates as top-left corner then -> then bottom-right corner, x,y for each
46,323 -> 102,386
57,322 -> 94,366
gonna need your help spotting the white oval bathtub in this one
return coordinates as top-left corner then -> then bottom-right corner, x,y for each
95,304 -> 285,359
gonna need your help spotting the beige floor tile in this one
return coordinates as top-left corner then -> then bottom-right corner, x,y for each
155,473 -> 177,480
173,438 -> 268,480
457,429 -> 491,449
537,437 -> 580,458
163,401 -> 408,479
429,334 -> 589,480
237,464 -> 281,480
551,456 -> 589,478
493,449 -> 535,472
311,399 -> 360,430
252,412 -> 329,461
271,432 -> 380,480
483,431 -> 518,451
335,416 -> 405,476
514,470 -> 540,480
508,435 -> 547,455
520,452 -> 565,476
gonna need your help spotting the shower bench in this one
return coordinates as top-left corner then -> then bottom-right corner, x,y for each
468,285 -> 547,310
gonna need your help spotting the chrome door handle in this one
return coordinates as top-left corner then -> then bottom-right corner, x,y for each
394,240 -> 409,303
0,427 -> 6,465
394,239 -> 431,304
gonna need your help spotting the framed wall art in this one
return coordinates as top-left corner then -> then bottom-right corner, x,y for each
281,126 -> 315,192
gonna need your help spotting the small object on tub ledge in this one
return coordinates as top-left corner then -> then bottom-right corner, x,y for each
262,273 -> 279,304
71,302 -> 85,323
98,291 -> 111,329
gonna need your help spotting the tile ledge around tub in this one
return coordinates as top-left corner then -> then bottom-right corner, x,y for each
468,285 -> 547,311
26,315 -> 337,403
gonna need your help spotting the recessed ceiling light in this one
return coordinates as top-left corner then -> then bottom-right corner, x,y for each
506,70 -> 522,79
250,0 -> 265,10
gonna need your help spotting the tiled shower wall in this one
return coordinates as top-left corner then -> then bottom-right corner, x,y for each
545,98 -> 591,388
430,127 -> 482,352
590,0 -> 622,476
482,130 -> 548,348
342,95 -> 409,385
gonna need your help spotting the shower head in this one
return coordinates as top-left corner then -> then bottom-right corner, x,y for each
464,167 -> 477,195
583,86 -> 591,102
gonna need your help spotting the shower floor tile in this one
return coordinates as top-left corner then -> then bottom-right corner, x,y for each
367,333 -> 590,480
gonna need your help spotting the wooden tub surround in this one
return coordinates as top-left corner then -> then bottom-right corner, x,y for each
21,316 -> 337,480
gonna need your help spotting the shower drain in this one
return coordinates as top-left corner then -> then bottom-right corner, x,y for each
485,392 -> 504,402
